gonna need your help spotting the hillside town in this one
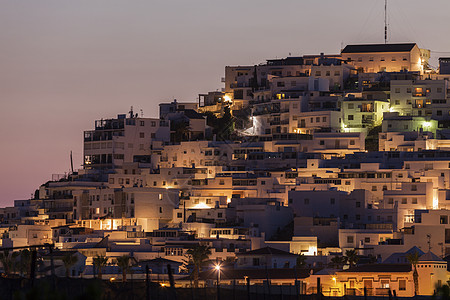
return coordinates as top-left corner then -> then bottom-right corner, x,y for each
3,43 -> 450,297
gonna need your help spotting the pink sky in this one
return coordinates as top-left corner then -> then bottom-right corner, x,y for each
1,0 -> 450,206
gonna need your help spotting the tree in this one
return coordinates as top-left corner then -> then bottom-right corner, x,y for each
217,105 -> 234,140
93,255 -> 108,280
0,250 -> 13,276
184,244 -> 211,288
344,249 -> 359,268
406,251 -> 420,295
18,249 -> 31,277
62,252 -> 78,278
296,254 -> 307,269
172,120 -> 191,142
330,256 -> 345,269
115,255 -> 130,282
0,250 -> 20,277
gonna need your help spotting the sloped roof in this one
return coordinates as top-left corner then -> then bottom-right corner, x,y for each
419,251 -> 444,262
182,109 -> 205,120
340,264 -> 411,273
341,43 -> 416,54
139,257 -> 183,265
236,247 -> 297,257
383,246 -> 425,264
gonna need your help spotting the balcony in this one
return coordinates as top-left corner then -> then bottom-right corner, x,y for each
230,83 -> 251,88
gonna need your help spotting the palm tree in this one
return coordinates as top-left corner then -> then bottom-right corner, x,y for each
330,255 -> 345,269
93,255 -> 108,280
344,249 -> 359,269
406,251 -> 420,295
0,250 -> 20,277
115,255 -> 130,282
0,250 -> 13,276
172,121 -> 191,142
18,249 -> 31,277
62,253 -> 78,278
185,244 -> 211,288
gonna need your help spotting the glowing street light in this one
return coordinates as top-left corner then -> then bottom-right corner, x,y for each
215,264 -> 221,300
215,264 -> 221,282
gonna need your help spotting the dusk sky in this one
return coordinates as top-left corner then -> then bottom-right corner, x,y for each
1,0 -> 450,206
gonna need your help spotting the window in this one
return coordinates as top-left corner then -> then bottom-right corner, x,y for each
356,202 -> 361,208
381,280 -> 389,289
402,198 -> 407,204
350,140 -> 355,145
411,185 -> 417,191
304,198 -> 309,205
322,116 -> 327,122
364,237 -> 370,243
372,186 -> 377,191
380,57 -> 385,61
320,140 -> 325,145
395,88 -> 400,93
139,132 -> 145,138
399,280 -> 406,291
440,216 -> 448,224
348,115 -> 354,121
140,121 -> 145,126
412,198 -> 418,204
388,198 -> 394,204
347,236 -> 354,243
369,57 -> 374,62
348,103 -> 354,109
407,88 -> 412,93
159,207 -> 163,213
326,71 -> 330,76
151,121 -> 156,127
330,198 -> 335,205
253,258 -> 260,266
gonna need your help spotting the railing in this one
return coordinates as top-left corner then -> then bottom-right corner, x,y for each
230,83 -> 251,88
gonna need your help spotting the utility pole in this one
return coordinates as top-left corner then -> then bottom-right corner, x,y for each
384,0 -> 388,44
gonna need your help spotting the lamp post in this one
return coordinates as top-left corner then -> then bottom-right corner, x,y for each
215,264 -> 221,300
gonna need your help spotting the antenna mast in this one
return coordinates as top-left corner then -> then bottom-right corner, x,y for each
384,0 -> 388,44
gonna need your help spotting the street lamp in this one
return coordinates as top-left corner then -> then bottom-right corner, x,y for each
215,264 -> 221,283
215,264 -> 221,300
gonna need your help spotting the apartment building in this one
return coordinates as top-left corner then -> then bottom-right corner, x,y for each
83,111 -> 170,169
341,43 -> 429,73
